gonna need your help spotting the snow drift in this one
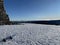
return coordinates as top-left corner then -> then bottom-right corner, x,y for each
0,24 -> 60,45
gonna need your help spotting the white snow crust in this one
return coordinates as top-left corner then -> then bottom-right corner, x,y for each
0,24 -> 60,45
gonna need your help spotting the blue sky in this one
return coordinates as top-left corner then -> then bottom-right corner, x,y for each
4,0 -> 60,21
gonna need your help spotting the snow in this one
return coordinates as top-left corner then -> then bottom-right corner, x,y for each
0,24 -> 60,45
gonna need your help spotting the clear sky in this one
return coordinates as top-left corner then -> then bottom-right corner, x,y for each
4,0 -> 60,21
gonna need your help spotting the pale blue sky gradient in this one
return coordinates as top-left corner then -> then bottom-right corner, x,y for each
4,0 -> 60,21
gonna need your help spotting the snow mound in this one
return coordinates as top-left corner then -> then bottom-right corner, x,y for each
0,24 -> 60,45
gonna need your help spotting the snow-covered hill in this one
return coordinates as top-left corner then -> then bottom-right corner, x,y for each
0,24 -> 60,45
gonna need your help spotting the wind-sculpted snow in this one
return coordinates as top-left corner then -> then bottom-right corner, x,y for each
0,24 -> 60,45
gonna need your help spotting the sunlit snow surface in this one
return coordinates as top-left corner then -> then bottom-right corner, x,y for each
0,23 -> 60,45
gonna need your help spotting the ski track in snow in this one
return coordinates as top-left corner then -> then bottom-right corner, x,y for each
0,24 -> 60,45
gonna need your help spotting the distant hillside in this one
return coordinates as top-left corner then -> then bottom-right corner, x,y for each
10,20 -> 60,25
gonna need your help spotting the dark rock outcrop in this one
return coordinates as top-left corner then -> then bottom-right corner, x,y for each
0,0 -> 10,25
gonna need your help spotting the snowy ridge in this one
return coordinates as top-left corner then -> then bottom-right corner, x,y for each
0,24 -> 60,45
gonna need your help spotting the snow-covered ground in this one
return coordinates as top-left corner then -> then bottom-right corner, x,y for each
0,23 -> 60,45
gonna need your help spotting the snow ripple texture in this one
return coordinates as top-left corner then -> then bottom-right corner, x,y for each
0,24 -> 60,45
